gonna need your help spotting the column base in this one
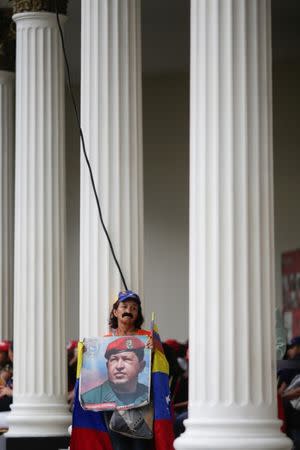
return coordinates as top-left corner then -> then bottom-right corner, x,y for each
174,418 -> 293,450
6,403 -> 71,437
0,435 -> 70,450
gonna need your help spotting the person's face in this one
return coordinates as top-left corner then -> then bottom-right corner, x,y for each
288,345 -> 300,359
107,350 -> 145,392
287,347 -> 295,359
1,367 -> 12,382
113,300 -> 139,326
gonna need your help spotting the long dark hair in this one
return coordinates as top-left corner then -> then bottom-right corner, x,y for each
109,301 -> 144,330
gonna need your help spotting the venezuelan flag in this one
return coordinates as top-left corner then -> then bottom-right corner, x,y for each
151,322 -> 175,450
70,342 -> 113,450
70,330 -> 174,450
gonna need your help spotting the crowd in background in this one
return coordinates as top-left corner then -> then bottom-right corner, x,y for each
0,341 -> 13,414
277,336 -> 300,450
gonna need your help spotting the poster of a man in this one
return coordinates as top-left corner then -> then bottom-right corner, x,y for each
80,335 -> 151,411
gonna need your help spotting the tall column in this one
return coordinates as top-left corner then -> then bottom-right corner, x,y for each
176,1 -> 291,449
7,1 -> 70,437
0,9 -> 15,341
80,0 -> 143,337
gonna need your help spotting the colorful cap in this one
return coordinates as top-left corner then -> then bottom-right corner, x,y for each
117,290 -> 140,304
67,340 -> 78,351
105,336 -> 145,359
0,340 -> 11,352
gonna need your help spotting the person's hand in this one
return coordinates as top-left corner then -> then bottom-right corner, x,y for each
69,354 -> 78,366
282,387 -> 300,400
173,400 -> 188,410
145,335 -> 153,349
0,385 -> 12,398
278,382 -> 287,396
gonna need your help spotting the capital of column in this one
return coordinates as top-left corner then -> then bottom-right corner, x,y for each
10,0 -> 68,15
0,9 -> 16,71
13,10 -> 67,27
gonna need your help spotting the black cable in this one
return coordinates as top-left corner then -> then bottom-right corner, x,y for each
55,4 -> 128,291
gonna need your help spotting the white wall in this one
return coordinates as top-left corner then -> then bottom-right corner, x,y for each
143,74 -> 189,342
273,62 -> 300,309
65,87 -> 80,340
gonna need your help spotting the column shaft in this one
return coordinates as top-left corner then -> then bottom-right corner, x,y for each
8,12 -> 70,436
0,71 -> 14,340
175,1 -> 291,448
80,0 -> 143,337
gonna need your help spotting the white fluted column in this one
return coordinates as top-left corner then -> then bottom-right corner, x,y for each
0,71 -> 14,341
80,0 -> 143,337
8,12 -> 70,436
175,1 -> 291,449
